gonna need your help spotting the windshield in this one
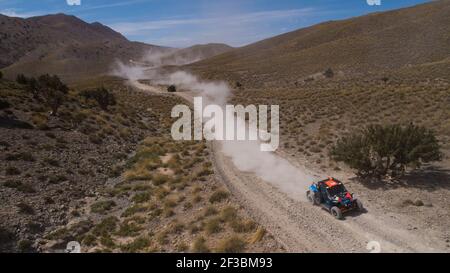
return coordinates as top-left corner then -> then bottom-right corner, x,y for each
327,184 -> 347,197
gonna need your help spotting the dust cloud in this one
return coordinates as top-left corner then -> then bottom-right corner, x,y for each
111,52 -> 317,201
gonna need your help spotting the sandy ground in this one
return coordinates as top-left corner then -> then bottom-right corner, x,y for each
135,82 -> 450,253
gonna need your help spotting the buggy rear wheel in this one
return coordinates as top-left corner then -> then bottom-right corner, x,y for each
331,206 -> 343,219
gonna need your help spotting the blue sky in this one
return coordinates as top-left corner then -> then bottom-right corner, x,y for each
0,0 -> 430,47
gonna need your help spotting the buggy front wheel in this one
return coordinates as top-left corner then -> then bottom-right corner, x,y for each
331,206 -> 343,219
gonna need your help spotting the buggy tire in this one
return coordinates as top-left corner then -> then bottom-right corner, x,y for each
356,199 -> 364,211
331,206 -> 343,219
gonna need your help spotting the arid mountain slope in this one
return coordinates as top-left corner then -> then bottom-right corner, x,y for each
0,14 -> 234,82
163,43 -> 233,65
0,13 -> 167,81
188,0 -> 450,87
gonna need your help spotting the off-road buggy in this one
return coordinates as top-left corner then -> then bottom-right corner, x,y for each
306,177 -> 363,219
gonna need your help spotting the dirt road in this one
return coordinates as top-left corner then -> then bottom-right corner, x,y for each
133,81 -> 446,253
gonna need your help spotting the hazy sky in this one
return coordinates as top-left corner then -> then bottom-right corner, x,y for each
0,0 -> 430,47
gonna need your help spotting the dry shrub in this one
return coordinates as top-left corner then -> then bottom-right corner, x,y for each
216,236 -> 246,253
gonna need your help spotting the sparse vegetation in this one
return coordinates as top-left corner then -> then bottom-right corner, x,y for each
5,166 -> 21,176
0,98 -> 10,110
116,222 -> 142,237
17,239 -> 33,252
230,219 -> 256,233
37,134 -> 276,253
204,217 -> 221,234
323,68 -> 334,78
220,206 -> 237,222
216,236 -> 246,253
16,74 -> 28,85
91,200 -> 117,214
191,236 -> 209,253
0,75 -> 277,253
92,216 -> 119,237
3,180 -> 36,193
17,203 -> 35,215
209,190 -> 229,203
17,74 -> 69,115
120,236 -> 151,252
80,87 -> 116,110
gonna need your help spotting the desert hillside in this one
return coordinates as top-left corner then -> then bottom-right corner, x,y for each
162,43 -> 233,65
188,0 -> 450,88
0,14 -> 233,82
0,14 -> 169,81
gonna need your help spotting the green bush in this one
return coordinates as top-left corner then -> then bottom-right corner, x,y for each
0,227 -> 15,245
204,218 -> 221,234
38,74 -> 68,94
191,236 -> 209,253
120,236 -> 151,252
220,206 -> 237,222
82,234 -> 97,246
80,87 -> 116,110
37,75 -> 68,115
230,219 -> 256,233
209,190 -> 229,203
3,180 -> 35,193
331,124 -> 442,178
5,167 -> 21,176
17,203 -> 35,215
116,222 -> 142,237
16,74 -> 29,84
18,239 -> 33,253
5,152 -> 35,162
100,236 -> 116,248
203,206 -> 218,217
132,191 -> 152,204
0,99 -> 10,110
92,216 -> 119,236
19,74 -> 68,115
324,68 -> 334,78
91,200 -> 116,214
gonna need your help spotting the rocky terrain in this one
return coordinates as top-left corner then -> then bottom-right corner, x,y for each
0,75 -> 281,252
